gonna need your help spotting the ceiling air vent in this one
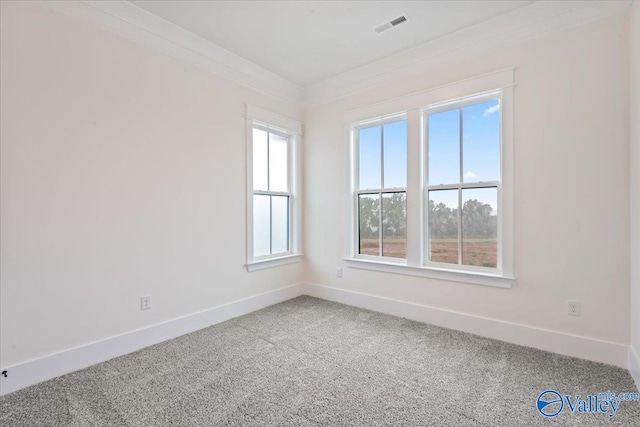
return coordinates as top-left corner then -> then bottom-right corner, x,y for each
375,15 -> 407,34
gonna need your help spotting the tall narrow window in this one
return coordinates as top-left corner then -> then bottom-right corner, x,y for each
246,105 -> 301,271
252,127 -> 291,257
425,95 -> 501,269
355,117 -> 407,259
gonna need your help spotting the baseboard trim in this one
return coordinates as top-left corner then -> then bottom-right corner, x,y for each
630,347 -> 640,392
0,283 -> 303,396
2,282 -> 633,396
301,283 -> 629,369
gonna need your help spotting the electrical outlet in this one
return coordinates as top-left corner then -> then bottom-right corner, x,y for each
141,295 -> 151,311
568,300 -> 581,316
336,268 -> 343,278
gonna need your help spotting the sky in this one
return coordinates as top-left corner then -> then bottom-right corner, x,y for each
359,120 -> 407,190
358,99 -> 500,213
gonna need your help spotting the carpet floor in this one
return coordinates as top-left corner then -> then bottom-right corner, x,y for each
1,296 -> 638,426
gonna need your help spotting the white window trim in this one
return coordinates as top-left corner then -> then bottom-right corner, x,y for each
423,91 -> 503,273
246,254 -> 303,272
352,113 -> 408,261
246,104 -> 303,271
344,258 -> 513,288
345,69 -> 515,288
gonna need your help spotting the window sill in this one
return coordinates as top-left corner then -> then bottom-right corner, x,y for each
343,258 -> 514,289
246,254 -> 303,272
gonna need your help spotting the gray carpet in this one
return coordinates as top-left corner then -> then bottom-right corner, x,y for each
1,296 -> 638,426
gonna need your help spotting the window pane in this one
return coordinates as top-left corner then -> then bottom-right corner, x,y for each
462,100 -> 500,183
383,120 -> 407,188
271,195 -> 289,254
462,187 -> 498,268
382,192 -> 406,258
428,189 -> 459,264
269,132 -> 288,192
358,194 -> 380,255
359,126 -> 381,190
428,109 -> 460,185
253,194 -> 271,257
253,128 -> 268,191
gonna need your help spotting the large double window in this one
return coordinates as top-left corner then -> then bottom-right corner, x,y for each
246,105 -> 301,271
349,71 -> 514,287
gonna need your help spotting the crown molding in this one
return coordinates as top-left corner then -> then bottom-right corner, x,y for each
302,0 -> 633,107
37,1 -> 303,106
36,1 -> 631,109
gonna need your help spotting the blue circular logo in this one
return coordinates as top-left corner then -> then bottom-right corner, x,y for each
537,390 -> 564,417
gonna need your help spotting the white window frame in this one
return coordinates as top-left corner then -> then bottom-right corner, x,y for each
245,105 -> 302,271
423,91 -> 503,273
352,113 -> 408,264
345,69 -> 515,288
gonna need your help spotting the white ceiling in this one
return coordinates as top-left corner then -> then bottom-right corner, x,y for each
130,1 -> 534,87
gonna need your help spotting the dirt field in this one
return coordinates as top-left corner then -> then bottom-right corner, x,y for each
360,237 -> 496,267
359,237 -> 406,259
429,237 -> 497,267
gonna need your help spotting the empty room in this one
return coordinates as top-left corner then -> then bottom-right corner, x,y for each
1,0 -> 639,425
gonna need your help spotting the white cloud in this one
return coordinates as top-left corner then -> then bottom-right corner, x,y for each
463,171 -> 477,179
483,102 -> 500,117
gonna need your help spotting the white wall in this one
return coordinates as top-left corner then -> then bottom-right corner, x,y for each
0,1 -> 303,368
0,0 -> 635,380
630,0 -> 640,384
304,13 -> 630,345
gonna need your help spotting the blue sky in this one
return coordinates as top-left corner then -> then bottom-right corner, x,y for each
428,99 -> 500,186
428,99 -> 500,211
358,100 -> 499,212
359,120 -> 407,190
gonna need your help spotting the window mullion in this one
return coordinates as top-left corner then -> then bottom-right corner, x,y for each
353,129 -> 359,257
254,191 -> 291,197
459,107 -> 464,184
380,124 -> 385,189
427,182 -> 499,192
289,136 -> 294,251
378,191 -> 383,257
269,195 -> 273,255
379,124 -> 385,257
458,107 -> 463,266
266,131 -> 270,191
287,194 -> 291,252
418,111 -> 430,265
355,188 -> 407,195
426,183 -> 461,191
458,187 -> 463,266
357,193 -> 362,256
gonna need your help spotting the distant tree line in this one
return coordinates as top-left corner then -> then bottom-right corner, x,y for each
359,195 -> 496,239
359,193 -> 406,239
428,199 -> 497,238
